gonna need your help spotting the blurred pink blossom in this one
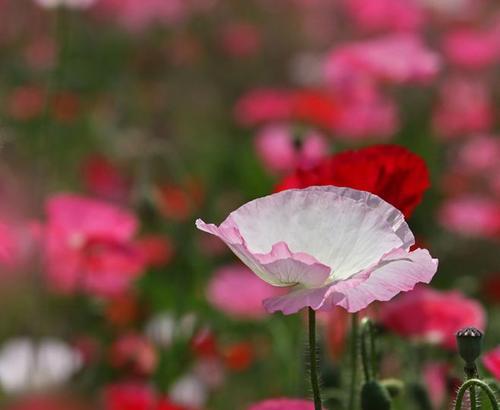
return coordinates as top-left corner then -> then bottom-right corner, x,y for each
442,28 -> 499,70
206,264 -> 286,320
197,186 -> 437,315
343,0 -> 425,33
325,34 -> 441,86
456,135 -> 500,174
254,124 -> 328,174
104,382 -> 155,410
433,77 -> 493,139
333,82 -> 399,140
483,346 -> 500,380
43,194 -> 145,297
248,398 -> 317,410
438,196 -> 500,238
423,363 -> 450,409
379,287 -> 486,350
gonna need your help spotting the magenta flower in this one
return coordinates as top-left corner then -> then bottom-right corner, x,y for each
248,398 -> 318,410
196,186 -> 438,315
43,194 -> 145,297
207,264 -> 286,320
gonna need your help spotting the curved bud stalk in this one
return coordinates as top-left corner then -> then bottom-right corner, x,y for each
454,328 -> 499,410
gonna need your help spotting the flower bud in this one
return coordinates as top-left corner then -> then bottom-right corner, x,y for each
361,380 -> 392,410
456,327 -> 483,366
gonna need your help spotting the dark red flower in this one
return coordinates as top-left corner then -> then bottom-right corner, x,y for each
277,145 -> 430,218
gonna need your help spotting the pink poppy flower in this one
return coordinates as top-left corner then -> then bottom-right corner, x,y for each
379,287 -> 486,350
325,34 -> 441,86
43,194 -> 145,297
207,264 -> 286,319
248,398 -> 317,410
343,0 -> 425,33
438,196 -> 500,238
483,346 -> 500,380
254,124 -> 328,174
433,77 -> 493,139
442,28 -> 498,70
196,186 -> 438,315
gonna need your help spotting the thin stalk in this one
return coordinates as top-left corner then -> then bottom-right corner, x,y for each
308,308 -> 322,410
348,313 -> 360,410
455,379 -> 499,410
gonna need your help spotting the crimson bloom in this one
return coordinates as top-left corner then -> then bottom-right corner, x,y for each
379,287 -> 486,350
43,194 -> 145,297
277,145 -> 430,218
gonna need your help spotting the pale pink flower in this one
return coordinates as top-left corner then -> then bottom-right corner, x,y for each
442,28 -> 499,70
207,264 -> 286,319
380,287 -> 486,350
438,196 -> 500,238
248,398 -> 317,410
43,194 -> 145,297
433,77 -> 493,139
483,346 -> 500,380
196,186 -> 438,315
254,124 -> 328,174
343,0 -> 425,33
325,34 -> 441,86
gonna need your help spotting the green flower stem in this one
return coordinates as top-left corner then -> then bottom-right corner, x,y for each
348,312 -> 360,410
360,318 -> 376,382
454,379 -> 499,410
308,308 -> 322,410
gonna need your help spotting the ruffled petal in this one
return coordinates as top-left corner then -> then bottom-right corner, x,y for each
333,248 -> 438,313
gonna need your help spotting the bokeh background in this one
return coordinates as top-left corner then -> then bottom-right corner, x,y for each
0,0 -> 499,409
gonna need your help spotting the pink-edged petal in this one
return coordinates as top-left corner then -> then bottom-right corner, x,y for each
197,187 -> 414,282
197,220 -> 331,287
333,248 -> 438,313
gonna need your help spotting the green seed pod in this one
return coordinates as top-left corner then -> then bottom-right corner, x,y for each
456,327 -> 483,367
381,378 -> 405,398
361,380 -> 392,410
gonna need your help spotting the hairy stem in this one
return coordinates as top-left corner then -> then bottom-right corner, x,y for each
348,313 -> 360,410
455,379 -> 499,410
308,308 -> 322,410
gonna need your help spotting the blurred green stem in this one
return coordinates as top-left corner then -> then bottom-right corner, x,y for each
348,313 -> 360,410
360,318 -> 376,382
308,308 -> 322,410
454,379 -> 499,410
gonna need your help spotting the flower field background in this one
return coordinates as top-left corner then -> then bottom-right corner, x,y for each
0,0 -> 499,409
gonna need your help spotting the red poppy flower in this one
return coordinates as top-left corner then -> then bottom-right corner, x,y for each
276,144 -> 430,218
